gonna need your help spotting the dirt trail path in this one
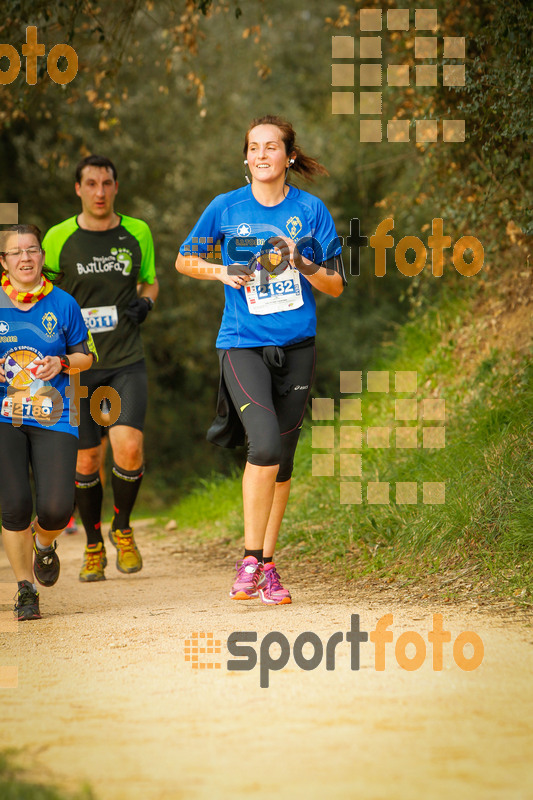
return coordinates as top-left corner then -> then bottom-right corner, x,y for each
1,521 -> 532,800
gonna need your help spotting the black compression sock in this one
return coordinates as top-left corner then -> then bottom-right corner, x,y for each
75,472 -> 103,546
263,556 -> 273,564
111,462 -> 144,531
244,549 -> 263,562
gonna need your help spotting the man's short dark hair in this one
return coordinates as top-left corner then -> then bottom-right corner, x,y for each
75,155 -> 118,183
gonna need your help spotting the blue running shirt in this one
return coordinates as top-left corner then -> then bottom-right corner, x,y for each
0,287 -> 89,436
180,184 -> 342,348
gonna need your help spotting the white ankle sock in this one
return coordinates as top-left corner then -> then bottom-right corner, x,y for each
35,534 -> 53,551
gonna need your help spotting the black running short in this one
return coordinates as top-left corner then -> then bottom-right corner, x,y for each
221,340 -> 316,482
77,359 -> 148,449
0,423 -> 78,531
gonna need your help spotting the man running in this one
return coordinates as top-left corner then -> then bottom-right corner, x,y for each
43,155 -> 158,582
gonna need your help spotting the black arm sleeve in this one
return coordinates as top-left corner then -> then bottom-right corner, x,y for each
321,255 -> 347,285
66,341 -> 91,356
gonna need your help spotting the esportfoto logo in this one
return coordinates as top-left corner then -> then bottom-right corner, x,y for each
184,614 -> 484,688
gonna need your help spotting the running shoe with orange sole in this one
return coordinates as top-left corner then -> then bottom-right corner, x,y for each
259,562 -> 292,605
229,556 -> 265,599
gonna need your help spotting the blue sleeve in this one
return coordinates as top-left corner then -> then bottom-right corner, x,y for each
65,295 -> 89,347
306,198 -> 342,264
179,196 -> 223,258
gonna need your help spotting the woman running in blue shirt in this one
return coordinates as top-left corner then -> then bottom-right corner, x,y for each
0,224 -> 94,619
176,115 -> 345,604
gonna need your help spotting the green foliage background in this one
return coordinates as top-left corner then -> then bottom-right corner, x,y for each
0,0 -> 531,501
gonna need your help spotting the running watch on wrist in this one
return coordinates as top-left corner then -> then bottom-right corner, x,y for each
58,354 -> 70,373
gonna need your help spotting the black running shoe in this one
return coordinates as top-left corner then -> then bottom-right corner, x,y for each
14,580 -> 41,621
32,530 -> 60,587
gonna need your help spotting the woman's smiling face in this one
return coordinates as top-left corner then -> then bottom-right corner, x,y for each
246,124 -> 292,185
0,232 -> 45,292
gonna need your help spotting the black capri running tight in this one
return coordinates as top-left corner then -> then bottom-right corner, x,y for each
0,423 -> 78,531
222,341 -> 316,482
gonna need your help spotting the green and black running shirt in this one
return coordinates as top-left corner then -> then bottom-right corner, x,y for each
43,215 -> 156,370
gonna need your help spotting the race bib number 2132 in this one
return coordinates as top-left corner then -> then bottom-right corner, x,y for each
245,267 -> 303,315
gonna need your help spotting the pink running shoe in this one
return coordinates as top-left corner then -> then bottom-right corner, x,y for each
259,562 -> 292,605
230,556 -> 265,600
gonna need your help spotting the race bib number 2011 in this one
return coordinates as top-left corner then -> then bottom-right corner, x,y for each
81,305 -> 118,333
